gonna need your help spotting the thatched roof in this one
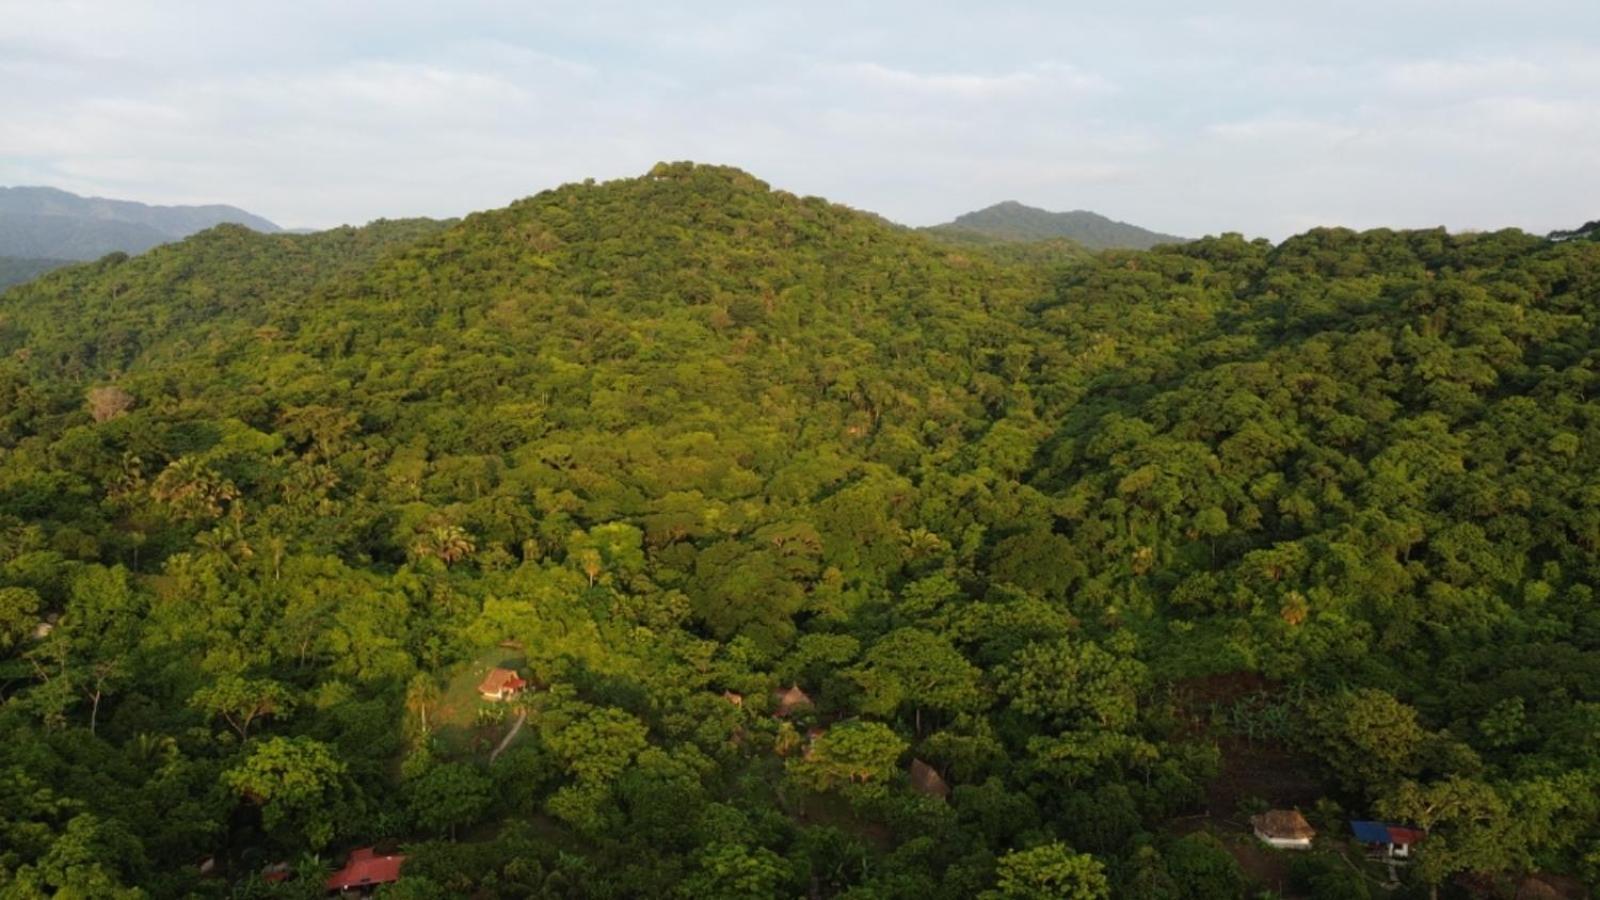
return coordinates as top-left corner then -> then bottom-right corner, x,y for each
1251,809 -> 1315,840
909,759 -> 949,798
772,685 -> 814,716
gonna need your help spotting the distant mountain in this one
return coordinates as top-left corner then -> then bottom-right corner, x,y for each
927,200 -> 1187,251
0,186 -> 281,261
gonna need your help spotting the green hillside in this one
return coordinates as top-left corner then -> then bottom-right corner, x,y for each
1,163 -> 1598,898
928,200 -> 1189,250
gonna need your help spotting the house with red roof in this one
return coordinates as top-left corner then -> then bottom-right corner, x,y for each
326,847 -> 404,894
1351,820 -> 1425,859
478,667 -> 527,701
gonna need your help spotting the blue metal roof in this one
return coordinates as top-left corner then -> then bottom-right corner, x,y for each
1350,820 -> 1391,843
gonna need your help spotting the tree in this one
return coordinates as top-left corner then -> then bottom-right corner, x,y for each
149,457 -> 239,521
407,761 -> 492,839
1162,833 -> 1246,900
982,843 -> 1111,900
405,672 -> 443,736
1378,776 -> 1517,898
0,585 -> 40,651
787,721 -> 907,795
1305,688 -> 1426,795
998,637 -> 1146,731
189,675 -> 296,741
224,736 -> 348,849
539,700 -> 650,783
412,523 -> 477,566
849,627 -> 983,733
677,843 -> 794,900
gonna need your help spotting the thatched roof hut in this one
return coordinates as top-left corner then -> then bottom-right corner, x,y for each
909,759 -> 949,799
1251,809 -> 1315,849
772,685 -> 814,717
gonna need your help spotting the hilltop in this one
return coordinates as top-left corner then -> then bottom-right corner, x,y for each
928,199 -> 1188,250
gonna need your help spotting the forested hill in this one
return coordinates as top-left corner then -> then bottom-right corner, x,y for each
2,162 -> 1600,898
927,199 -> 1188,250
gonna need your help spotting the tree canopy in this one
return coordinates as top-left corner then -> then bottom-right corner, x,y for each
1,163 -> 1599,896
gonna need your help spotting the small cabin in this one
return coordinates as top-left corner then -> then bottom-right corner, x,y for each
1251,809 -> 1316,850
326,847 -> 405,894
721,690 -> 744,707
1351,820 -> 1424,859
477,667 -> 527,702
772,685 -> 814,718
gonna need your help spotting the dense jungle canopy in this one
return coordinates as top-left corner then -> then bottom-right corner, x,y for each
2,162 -> 1599,899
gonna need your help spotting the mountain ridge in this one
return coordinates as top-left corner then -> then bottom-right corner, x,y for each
0,185 -> 282,264
927,199 -> 1188,250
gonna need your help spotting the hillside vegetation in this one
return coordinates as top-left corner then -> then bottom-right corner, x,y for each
1,163 -> 1598,899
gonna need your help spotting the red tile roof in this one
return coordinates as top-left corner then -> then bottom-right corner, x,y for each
478,667 -> 526,695
1386,825 -> 1426,846
325,847 -> 404,892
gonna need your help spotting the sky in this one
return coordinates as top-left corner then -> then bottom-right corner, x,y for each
2,1 -> 1598,239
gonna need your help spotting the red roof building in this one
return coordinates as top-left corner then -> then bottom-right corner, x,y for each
326,847 -> 404,893
478,667 -> 527,701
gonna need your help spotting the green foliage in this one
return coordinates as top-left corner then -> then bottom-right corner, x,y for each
998,636 -> 1146,730
1,164 -> 1599,895
787,720 -> 908,796
1303,689 -> 1425,796
223,736 -> 349,849
405,761 -> 491,837
981,842 -> 1111,899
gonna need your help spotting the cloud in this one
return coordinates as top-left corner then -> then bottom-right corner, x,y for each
0,2 -> 1597,238
826,61 -> 1110,101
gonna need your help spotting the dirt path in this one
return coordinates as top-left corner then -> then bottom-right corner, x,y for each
489,709 -> 528,764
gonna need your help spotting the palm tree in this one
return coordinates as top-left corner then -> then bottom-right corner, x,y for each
413,524 -> 476,566
405,673 -> 442,736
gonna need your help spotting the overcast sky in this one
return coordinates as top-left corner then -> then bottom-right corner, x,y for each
2,1 -> 1598,239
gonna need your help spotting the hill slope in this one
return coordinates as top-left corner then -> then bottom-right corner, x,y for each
928,199 -> 1187,250
0,165 -> 1598,898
